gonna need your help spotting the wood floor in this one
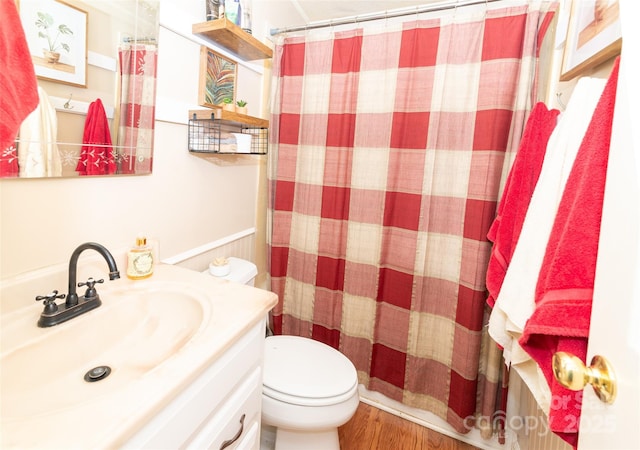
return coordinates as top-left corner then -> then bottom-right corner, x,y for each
338,403 -> 480,450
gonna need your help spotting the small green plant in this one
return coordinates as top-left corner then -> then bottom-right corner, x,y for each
236,99 -> 247,107
35,11 -> 73,53
222,97 -> 233,104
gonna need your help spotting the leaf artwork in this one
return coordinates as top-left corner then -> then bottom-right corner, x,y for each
35,11 -> 73,53
205,51 -> 235,105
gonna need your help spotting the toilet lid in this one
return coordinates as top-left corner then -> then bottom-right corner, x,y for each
263,336 -> 358,407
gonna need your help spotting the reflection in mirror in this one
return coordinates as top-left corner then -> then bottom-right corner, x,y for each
2,0 -> 159,179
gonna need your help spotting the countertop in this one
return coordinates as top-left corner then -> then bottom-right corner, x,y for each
0,264 -> 277,449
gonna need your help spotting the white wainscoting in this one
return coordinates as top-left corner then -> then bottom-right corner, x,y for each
507,371 -> 572,450
161,228 -> 256,273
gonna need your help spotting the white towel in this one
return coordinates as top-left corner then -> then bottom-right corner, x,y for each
18,86 -> 62,177
488,76 -> 607,413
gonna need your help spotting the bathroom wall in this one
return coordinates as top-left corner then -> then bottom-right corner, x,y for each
0,0 -> 301,282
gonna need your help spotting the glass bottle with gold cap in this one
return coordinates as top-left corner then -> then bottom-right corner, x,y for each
126,235 -> 154,279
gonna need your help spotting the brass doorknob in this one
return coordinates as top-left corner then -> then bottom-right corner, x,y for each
552,352 -> 617,404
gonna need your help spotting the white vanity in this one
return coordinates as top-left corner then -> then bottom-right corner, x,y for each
0,262 -> 277,449
124,319 -> 266,449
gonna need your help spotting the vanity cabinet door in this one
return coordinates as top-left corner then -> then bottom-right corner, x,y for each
123,320 -> 265,449
185,367 -> 262,449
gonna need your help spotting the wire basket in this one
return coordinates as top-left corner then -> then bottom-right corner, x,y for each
188,115 -> 268,154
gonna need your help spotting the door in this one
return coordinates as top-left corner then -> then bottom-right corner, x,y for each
578,1 -> 640,448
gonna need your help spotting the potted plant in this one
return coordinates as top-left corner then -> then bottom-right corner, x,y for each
236,99 -> 248,115
221,97 -> 235,112
35,11 -> 73,64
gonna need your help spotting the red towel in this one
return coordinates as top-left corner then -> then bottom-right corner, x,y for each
519,57 -> 620,449
486,103 -> 560,307
76,99 -> 116,175
0,0 -> 39,176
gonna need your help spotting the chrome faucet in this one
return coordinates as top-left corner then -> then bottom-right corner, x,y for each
36,242 -> 120,327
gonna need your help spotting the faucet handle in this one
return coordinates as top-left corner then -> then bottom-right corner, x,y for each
78,278 -> 104,299
36,290 -> 66,314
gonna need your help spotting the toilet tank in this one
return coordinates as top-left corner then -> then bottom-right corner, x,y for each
209,257 -> 258,286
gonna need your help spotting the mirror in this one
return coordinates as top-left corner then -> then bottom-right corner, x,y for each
4,0 -> 159,178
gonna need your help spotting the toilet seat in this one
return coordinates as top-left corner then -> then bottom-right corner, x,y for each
263,336 -> 358,407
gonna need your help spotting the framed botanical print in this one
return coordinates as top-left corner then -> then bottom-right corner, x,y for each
19,0 -> 88,87
560,0 -> 621,81
198,46 -> 237,108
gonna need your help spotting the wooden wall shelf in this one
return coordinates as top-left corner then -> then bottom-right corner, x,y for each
189,108 -> 269,128
192,18 -> 273,61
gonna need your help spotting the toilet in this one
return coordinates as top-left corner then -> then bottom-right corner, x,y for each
206,257 -> 360,450
262,335 -> 359,449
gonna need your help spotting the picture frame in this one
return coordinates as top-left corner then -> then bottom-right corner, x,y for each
198,46 -> 237,108
19,0 -> 88,87
560,0 -> 621,82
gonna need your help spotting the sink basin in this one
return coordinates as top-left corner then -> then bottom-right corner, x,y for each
0,263 -> 277,449
1,282 -> 208,420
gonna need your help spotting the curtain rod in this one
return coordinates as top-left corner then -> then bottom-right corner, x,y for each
270,0 -> 503,36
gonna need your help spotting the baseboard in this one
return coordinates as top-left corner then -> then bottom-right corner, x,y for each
358,386 -> 507,450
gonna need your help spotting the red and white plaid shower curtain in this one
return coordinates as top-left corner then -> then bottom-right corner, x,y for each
117,44 -> 158,174
268,2 -> 557,438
